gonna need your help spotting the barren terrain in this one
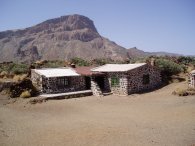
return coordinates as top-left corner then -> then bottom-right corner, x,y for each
0,82 -> 195,146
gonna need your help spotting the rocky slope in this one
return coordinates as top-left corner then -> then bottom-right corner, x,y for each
127,47 -> 181,58
0,14 -> 128,63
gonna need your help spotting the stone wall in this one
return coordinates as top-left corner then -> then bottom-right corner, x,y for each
106,72 -> 128,95
189,74 -> 195,88
41,76 -> 85,94
90,75 -> 111,96
31,70 -> 86,94
31,70 -> 43,92
106,64 -> 161,95
127,64 -> 161,94
91,77 -> 103,96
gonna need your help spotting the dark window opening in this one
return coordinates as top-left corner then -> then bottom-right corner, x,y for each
143,74 -> 150,85
57,77 -> 69,88
85,77 -> 91,89
111,76 -> 119,87
95,76 -> 105,90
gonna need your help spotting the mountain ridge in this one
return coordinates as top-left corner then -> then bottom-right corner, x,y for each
0,14 -> 182,63
127,47 -> 182,58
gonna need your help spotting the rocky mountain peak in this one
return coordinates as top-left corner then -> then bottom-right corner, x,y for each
0,14 -> 128,63
40,14 -> 98,33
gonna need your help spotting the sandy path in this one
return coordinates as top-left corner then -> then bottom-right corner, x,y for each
0,82 -> 195,146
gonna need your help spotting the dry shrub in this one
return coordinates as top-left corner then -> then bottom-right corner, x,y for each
3,76 -> 7,79
0,71 -> 8,78
29,98 -> 44,104
172,87 -> 195,96
0,89 -> 10,95
187,88 -> 195,95
7,72 -> 14,78
13,74 -> 27,82
20,90 -> 31,98
10,78 -> 38,98
172,88 -> 188,96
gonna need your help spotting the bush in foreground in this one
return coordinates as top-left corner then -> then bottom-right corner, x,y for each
155,58 -> 185,76
172,88 -> 195,96
9,78 -> 39,98
20,90 -> 31,98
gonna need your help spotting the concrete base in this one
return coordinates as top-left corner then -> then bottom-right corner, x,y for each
40,90 -> 92,100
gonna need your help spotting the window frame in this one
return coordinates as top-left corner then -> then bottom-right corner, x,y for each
111,76 -> 120,87
143,74 -> 150,85
57,77 -> 70,88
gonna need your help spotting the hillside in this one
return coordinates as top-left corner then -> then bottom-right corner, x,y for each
0,14 -> 184,63
0,14 -> 128,63
127,47 -> 181,58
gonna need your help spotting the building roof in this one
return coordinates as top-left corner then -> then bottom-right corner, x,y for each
190,70 -> 195,74
33,68 -> 80,77
91,63 -> 147,72
74,66 -> 104,76
74,66 -> 95,76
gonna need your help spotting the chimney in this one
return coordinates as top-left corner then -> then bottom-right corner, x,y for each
70,63 -> 76,68
146,57 -> 155,66
150,58 -> 155,66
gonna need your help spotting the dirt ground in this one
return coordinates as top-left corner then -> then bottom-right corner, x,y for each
0,82 -> 195,146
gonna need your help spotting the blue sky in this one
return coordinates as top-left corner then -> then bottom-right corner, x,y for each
0,0 -> 195,55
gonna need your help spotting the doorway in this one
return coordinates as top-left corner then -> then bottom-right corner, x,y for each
95,76 -> 105,90
85,76 -> 91,89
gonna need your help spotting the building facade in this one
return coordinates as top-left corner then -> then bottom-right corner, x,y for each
91,63 -> 161,96
31,63 -> 162,96
189,70 -> 195,88
31,68 -> 86,94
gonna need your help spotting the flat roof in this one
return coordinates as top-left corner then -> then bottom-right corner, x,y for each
91,63 -> 146,72
33,68 -> 80,77
74,66 -> 104,76
191,70 -> 195,74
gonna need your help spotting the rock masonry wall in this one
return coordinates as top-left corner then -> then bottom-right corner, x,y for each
31,70 -> 43,92
106,64 -> 161,95
106,72 -> 128,95
41,76 -> 85,93
91,76 -> 103,96
31,70 -> 86,94
90,75 -> 111,97
127,64 -> 161,94
189,74 -> 195,88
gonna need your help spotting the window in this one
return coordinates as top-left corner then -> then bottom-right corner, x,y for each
57,77 -> 69,88
111,76 -> 119,87
143,74 -> 150,85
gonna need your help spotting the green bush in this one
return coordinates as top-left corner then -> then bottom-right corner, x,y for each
0,63 -> 28,75
177,56 -> 195,65
155,58 -> 185,76
40,60 -> 64,68
71,57 -> 90,66
11,64 -> 28,74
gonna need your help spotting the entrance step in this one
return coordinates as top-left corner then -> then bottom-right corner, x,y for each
102,91 -> 112,96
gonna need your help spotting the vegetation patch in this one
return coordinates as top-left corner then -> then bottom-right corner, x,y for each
9,78 -> 38,98
0,63 -> 28,75
29,98 -> 45,104
172,88 -> 195,96
20,90 -> 31,98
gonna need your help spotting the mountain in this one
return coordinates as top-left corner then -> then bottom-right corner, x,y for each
127,47 -> 182,58
0,14 -> 128,63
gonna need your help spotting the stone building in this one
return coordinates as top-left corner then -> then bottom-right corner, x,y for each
74,66 -> 105,96
31,63 -> 161,97
91,63 -> 161,96
31,68 -> 86,94
189,70 -> 195,88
